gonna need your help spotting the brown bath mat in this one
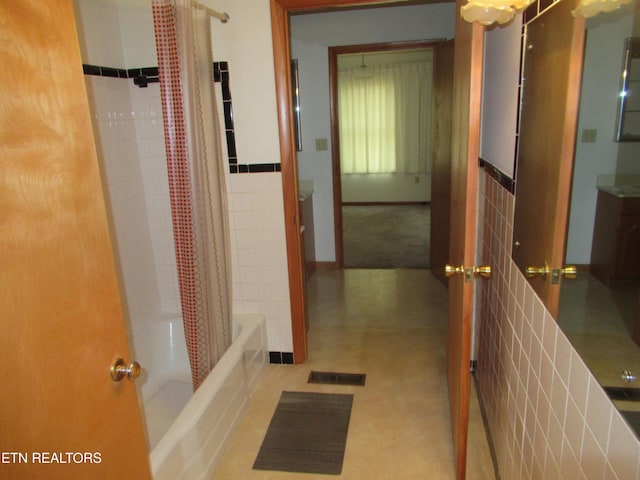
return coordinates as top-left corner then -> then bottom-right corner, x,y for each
308,371 -> 366,386
252,391 -> 353,475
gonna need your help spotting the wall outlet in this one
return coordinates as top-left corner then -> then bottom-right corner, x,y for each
315,138 -> 328,151
581,129 -> 597,143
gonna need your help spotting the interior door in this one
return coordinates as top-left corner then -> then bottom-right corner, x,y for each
447,2 -> 484,479
431,39 -> 455,285
0,2 -> 151,479
512,0 -> 585,317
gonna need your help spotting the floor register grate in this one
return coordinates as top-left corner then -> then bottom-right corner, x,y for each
308,371 -> 366,386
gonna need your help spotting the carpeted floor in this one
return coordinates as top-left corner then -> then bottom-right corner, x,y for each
342,204 -> 430,269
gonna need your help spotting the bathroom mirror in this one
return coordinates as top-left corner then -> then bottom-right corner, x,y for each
616,37 -> 640,141
511,0 -> 585,318
513,2 -> 640,431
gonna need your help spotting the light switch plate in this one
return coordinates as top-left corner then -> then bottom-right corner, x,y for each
581,129 -> 597,143
315,138 -> 328,151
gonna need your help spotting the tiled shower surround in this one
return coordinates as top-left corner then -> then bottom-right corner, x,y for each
476,169 -> 640,479
83,63 -> 292,355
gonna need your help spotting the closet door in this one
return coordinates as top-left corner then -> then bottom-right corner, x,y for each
0,1 -> 151,478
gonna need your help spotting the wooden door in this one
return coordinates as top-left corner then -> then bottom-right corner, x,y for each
447,2 -> 484,479
0,2 -> 151,479
512,0 -> 585,317
431,39 -> 455,285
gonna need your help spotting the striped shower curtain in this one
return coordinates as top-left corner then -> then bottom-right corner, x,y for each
151,0 -> 232,390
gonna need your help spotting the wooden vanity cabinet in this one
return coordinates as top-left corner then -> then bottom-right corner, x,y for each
590,190 -> 640,286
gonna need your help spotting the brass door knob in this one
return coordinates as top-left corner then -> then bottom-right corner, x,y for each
111,358 -> 142,382
559,265 -> 577,279
526,264 -> 550,278
551,265 -> 577,284
527,264 -> 577,283
445,264 -> 464,277
473,265 -> 492,278
445,264 -> 492,279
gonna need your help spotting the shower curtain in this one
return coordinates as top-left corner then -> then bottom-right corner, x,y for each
152,0 -> 232,390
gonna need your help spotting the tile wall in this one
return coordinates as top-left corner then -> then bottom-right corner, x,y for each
84,63 -> 293,353
476,169 -> 640,479
84,74 -> 163,336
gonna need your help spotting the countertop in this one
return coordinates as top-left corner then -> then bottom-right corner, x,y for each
298,189 -> 313,201
597,174 -> 640,198
597,185 -> 640,198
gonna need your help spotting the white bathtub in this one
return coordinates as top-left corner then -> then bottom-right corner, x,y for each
131,314 -> 267,480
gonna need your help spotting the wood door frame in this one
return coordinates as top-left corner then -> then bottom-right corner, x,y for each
270,0 -> 439,363
329,39 -> 444,268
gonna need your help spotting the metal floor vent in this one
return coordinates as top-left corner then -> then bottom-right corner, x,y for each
308,371 -> 366,386
604,386 -> 640,402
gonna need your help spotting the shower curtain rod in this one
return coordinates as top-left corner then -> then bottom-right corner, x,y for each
192,1 -> 230,23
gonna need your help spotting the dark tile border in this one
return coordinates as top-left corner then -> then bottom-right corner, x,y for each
82,61 -> 279,175
479,158 -> 515,194
269,351 -> 294,364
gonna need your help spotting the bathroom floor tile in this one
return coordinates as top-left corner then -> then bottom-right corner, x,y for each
210,269 -> 496,479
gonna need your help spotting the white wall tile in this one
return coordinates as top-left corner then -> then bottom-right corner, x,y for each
228,172 -> 293,352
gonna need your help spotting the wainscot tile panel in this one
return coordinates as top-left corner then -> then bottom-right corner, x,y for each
475,168 -> 640,479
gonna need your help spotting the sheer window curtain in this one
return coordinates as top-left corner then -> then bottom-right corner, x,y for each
338,61 -> 433,175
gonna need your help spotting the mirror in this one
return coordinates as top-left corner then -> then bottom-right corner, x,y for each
616,37 -> 640,141
560,5 -> 640,426
514,2 -> 640,432
511,0 -> 585,318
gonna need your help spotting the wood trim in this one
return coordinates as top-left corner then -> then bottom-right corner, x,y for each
330,39 -> 444,55
315,261 -> 339,270
328,46 -> 344,268
342,201 -> 429,206
276,0 -> 418,12
271,0 -> 308,363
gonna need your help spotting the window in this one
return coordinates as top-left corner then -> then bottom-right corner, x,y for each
338,53 -> 432,175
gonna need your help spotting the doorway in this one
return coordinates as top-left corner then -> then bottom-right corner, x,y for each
328,42 -> 436,269
286,3 -> 457,361
278,2 -> 482,478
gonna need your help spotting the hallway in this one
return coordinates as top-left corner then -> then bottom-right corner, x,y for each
211,269 -> 495,479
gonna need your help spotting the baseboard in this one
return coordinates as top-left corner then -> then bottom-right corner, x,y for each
342,201 -> 429,206
314,261 -> 338,271
473,373 -> 501,480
